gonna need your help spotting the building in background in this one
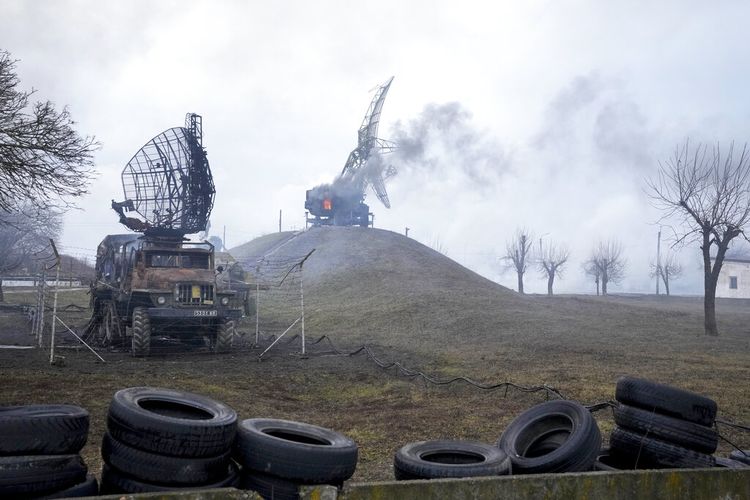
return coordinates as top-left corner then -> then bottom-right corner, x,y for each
715,257 -> 750,298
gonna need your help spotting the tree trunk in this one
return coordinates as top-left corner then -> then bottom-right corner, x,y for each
0,279 -> 4,302
517,272 -> 524,294
701,232 -> 721,336
595,276 -> 600,296
602,270 -> 608,295
547,274 -> 554,296
663,270 -> 670,296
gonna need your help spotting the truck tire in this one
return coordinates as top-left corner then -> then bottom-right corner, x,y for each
107,387 -> 237,458
235,418 -> 358,483
240,471 -> 302,500
0,455 -> 87,497
729,450 -> 750,465
40,474 -> 98,499
131,307 -> 151,357
0,404 -> 89,455
715,457 -> 749,468
614,404 -> 718,454
215,320 -> 234,353
101,432 -> 232,485
100,462 -> 238,494
609,427 -> 715,469
498,400 -> 602,474
394,440 -> 511,480
615,377 -> 717,426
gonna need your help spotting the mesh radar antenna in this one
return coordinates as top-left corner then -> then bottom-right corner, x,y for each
111,113 -> 215,237
340,76 -> 397,208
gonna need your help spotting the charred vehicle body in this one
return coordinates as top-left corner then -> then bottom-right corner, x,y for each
89,114 -> 243,356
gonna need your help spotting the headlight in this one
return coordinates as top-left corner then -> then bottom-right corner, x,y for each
220,296 -> 230,306
156,296 -> 166,305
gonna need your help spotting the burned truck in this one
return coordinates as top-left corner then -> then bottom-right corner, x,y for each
89,113 -> 243,356
92,235 -> 241,355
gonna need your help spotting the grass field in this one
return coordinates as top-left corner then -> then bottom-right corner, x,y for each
0,227 -> 748,482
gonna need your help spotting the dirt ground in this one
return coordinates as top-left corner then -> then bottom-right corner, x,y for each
0,287 -> 748,482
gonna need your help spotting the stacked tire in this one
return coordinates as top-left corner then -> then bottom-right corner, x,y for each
394,440 -> 511,480
235,418 -> 358,500
100,387 -> 239,493
0,405 -> 97,498
608,376 -> 718,469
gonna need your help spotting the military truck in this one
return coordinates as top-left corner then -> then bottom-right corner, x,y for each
91,234 -> 242,355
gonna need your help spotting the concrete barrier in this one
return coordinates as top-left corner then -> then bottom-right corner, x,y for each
301,468 -> 750,500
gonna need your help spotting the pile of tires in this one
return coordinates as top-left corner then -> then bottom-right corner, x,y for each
607,376 -> 719,469
100,387 -> 239,493
497,400 -> 602,474
235,418 -> 358,499
394,440 -> 511,480
0,404 -> 97,498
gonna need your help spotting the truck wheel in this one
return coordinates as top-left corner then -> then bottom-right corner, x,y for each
131,307 -> 151,357
215,320 -> 234,353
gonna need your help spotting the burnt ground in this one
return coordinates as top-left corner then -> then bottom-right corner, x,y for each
0,227 -> 749,482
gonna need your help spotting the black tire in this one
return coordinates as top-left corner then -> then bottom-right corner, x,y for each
240,471 -> 302,500
609,426 -> 715,469
729,449 -> 750,465
40,474 -> 98,499
235,418 -> 358,483
215,319 -> 234,353
614,403 -> 718,454
107,387 -> 237,458
498,400 -> 602,474
0,455 -> 87,497
715,457 -> 749,468
0,404 -> 89,455
394,440 -> 511,480
615,376 -> 717,426
100,462 -> 238,494
101,432 -> 232,485
592,447 -> 637,471
131,307 -> 151,357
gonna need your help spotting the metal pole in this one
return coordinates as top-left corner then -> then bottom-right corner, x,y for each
37,271 -> 45,347
300,270 -> 305,355
279,210 -> 282,233
255,282 -> 260,345
656,229 -> 662,295
55,316 -> 106,363
49,239 -> 60,365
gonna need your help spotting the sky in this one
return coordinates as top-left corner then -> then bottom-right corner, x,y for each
2,0 -> 750,294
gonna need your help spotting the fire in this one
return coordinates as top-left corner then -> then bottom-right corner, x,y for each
323,198 -> 332,210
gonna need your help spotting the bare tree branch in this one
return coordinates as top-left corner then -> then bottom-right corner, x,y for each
537,241 -> 569,296
503,228 -> 533,294
586,239 -> 626,296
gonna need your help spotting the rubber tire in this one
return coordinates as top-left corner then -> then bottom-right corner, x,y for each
609,426 -> 715,469
394,440 -> 511,480
101,432 -> 232,485
235,418 -> 358,483
107,387 -> 237,458
715,457 -> 749,468
0,404 -> 89,455
40,474 -> 98,499
614,403 -> 718,454
0,455 -> 87,496
215,319 -> 234,353
592,447 -> 637,471
615,376 -> 717,426
100,462 -> 239,494
240,471 -> 302,500
729,450 -> 750,465
131,307 -> 151,357
498,400 -> 602,474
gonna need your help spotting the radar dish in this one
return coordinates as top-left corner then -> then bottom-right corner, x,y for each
113,114 -> 215,236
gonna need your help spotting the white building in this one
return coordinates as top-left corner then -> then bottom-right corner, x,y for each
715,258 -> 750,299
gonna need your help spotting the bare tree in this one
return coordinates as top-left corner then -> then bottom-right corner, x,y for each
647,141 -> 750,335
0,205 -> 61,301
583,260 -> 601,295
587,240 -> 626,295
503,228 -> 533,294
0,50 -> 98,218
538,242 -> 569,295
649,253 -> 683,296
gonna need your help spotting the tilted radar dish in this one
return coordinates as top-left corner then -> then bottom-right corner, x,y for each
112,113 -> 215,236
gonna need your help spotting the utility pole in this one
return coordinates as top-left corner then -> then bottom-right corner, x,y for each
405,227 -> 410,237
223,225 -> 227,252
656,229 -> 662,295
49,239 -> 60,365
279,210 -> 282,233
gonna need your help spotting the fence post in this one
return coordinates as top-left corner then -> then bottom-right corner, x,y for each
49,240 -> 61,365
300,269 -> 305,356
255,282 -> 260,346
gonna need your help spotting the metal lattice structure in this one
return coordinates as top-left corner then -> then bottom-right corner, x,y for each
340,76 -> 397,208
113,114 -> 215,236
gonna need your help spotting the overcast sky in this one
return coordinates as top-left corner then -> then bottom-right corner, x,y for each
2,0 -> 749,294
